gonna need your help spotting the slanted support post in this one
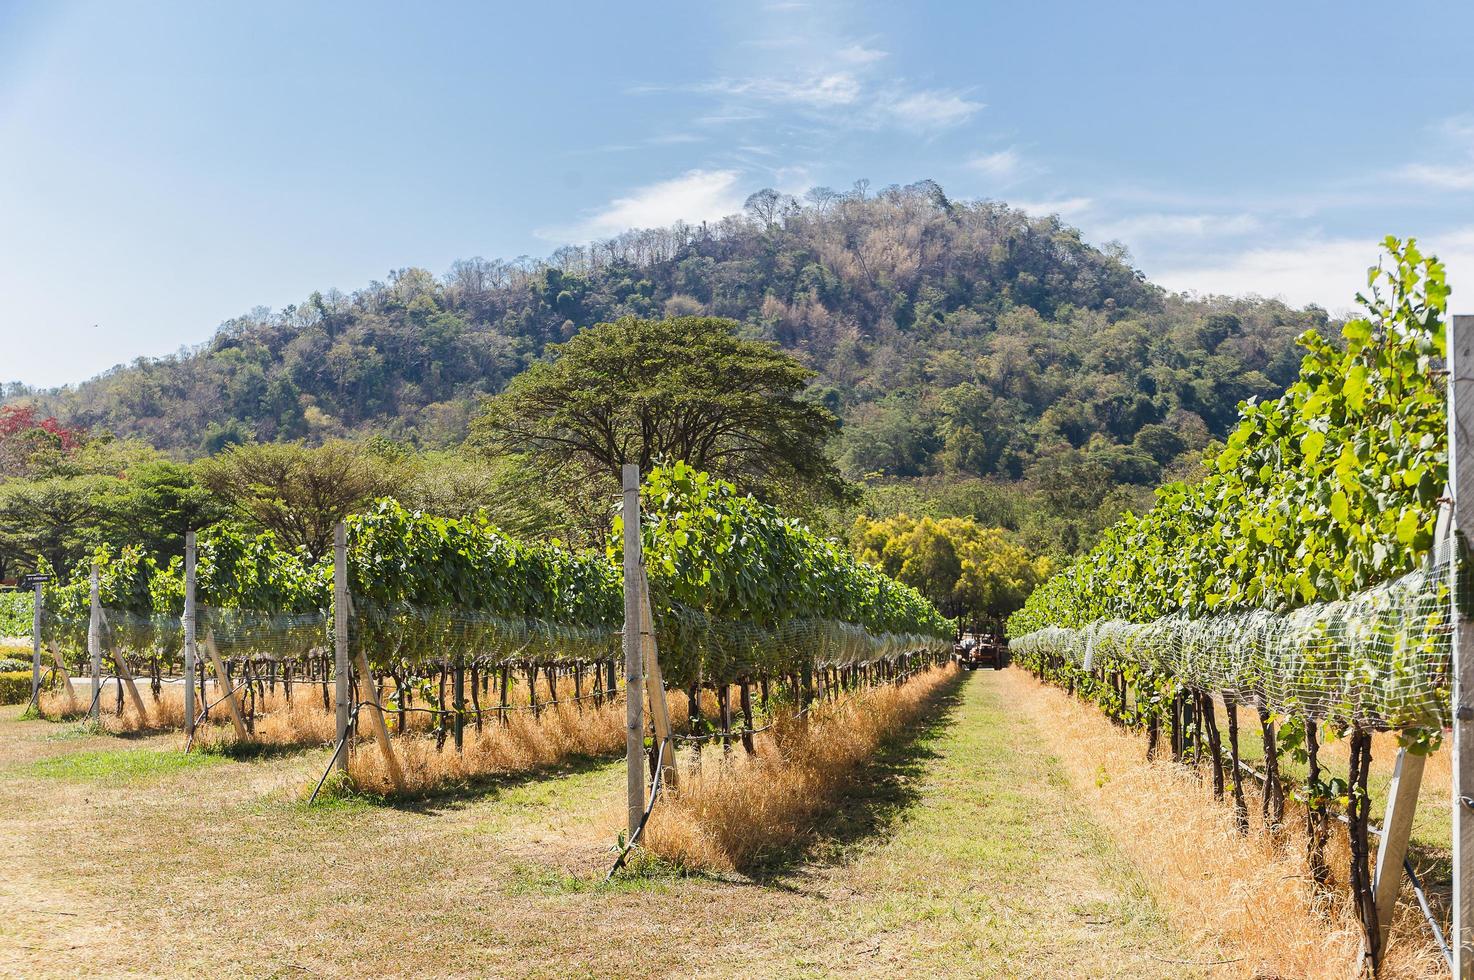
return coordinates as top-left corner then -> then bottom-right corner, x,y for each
622,464 -> 645,840
1449,311 -> 1474,978
639,567 -> 676,791
183,531 -> 197,738
1373,746 -> 1427,959
88,564 -> 101,723
355,649 -> 404,792
334,521 -> 350,771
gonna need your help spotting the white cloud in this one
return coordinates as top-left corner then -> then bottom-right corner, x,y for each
537,169 -> 747,242
836,42 -> 887,65
1150,229 -> 1474,313
879,88 -> 983,129
701,72 -> 862,109
966,148 -> 1021,179
1091,212 -> 1261,240
1397,162 -> 1474,190
1013,196 -> 1094,218
1394,116 -> 1474,190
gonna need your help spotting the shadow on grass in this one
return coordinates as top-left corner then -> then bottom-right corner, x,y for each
630,666 -> 973,888
309,749 -> 620,817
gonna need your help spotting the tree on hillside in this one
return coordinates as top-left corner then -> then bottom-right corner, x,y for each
196,441 -> 399,560
471,315 -> 847,503
851,513 -> 1051,631
0,475 -> 122,577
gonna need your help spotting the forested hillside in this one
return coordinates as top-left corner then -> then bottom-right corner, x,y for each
8,180 -> 1323,494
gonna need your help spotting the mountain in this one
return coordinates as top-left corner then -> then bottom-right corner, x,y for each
7,179 -> 1325,497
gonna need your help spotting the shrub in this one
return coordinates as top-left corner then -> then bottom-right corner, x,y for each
0,670 -> 32,705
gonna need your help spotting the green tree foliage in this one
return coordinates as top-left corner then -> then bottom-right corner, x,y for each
471,315 -> 845,503
851,513 -> 1051,630
1010,238 -> 1449,635
195,441 -> 402,560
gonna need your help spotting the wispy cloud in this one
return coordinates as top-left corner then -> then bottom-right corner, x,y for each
1091,211 -> 1262,240
1395,116 -> 1474,190
637,17 -> 979,136
536,169 -> 747,242
835,42 -> 887,65
1013,196 -> 1094,217
966,148 -> 1022,180
1398,162 -> 1474,190
877,88 -> 983,129
700,71 -> 863,110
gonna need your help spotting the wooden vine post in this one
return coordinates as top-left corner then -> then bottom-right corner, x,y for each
333,521 -> 350,772
622,464 -> 646,839
1450,311 -> 1474,978
28,574 -> 42,707
183,531 -> 197,739
87,563 -> 101,723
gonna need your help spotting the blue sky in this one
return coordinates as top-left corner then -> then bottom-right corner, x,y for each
2,0 -> 1472,388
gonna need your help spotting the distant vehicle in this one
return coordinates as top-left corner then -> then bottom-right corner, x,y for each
954,632 -> 1006,670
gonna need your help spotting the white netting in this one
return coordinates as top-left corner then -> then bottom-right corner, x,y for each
1009,559 -> 1454,732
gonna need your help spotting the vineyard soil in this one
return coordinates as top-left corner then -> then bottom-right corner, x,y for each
0,672 -> 1222,978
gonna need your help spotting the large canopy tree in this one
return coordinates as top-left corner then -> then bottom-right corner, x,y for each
196,441 -> 400,560
471,315 -> 846,502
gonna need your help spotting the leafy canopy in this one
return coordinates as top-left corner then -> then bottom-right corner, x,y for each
471,315 -> 845,502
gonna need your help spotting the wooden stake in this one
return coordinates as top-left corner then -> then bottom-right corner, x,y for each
107,641 -> 148,722
29,579 -> 42,708
183,531 -> 197,737
87,564 -> 101,723
622,464 -> 645,839
204,633 -> 249,741
638,567 -> 677,790
47,642 -> 76,699
355,649 -> 405,792
333,521 -> 350,770
1373,746 -> 1427,956
1451,312 -> 1474,978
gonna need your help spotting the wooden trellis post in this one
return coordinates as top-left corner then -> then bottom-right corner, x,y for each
622,464 -> 645,839
1450,312 -> 1474,978
88,564 -> 101,723
333,521 -> 350,772
29,575 -> 42,707
183,531 -> 197,738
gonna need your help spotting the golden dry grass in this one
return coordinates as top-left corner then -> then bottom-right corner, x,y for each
37,683 -> 187,733
997,669 -> 1446,980
348,696 -> 643,794
642,663 -> 959,871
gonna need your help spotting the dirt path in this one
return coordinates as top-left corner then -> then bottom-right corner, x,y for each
0,674 -> 1200,978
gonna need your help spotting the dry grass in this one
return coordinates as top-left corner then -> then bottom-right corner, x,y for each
998,669 -> 1446,980
37,683 -> 187,733
642,663 -> 959,872
347,696 -> 643,795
